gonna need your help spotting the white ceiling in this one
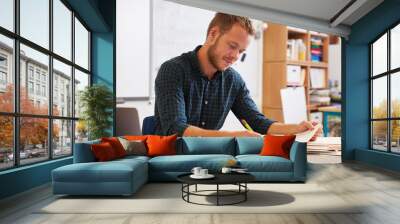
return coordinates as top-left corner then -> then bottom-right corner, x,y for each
225,0 -> 352,22
166,0 -> 384,37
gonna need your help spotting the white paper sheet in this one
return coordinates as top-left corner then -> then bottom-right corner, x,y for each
295,123 -> 322,142
280,87 -> 308,124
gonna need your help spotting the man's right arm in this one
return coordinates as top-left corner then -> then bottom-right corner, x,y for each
155,62 -> 189,136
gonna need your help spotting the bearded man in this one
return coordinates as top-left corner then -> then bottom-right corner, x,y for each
154,13 -> 321,138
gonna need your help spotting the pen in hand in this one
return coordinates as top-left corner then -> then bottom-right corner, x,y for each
241,119 -> 254,132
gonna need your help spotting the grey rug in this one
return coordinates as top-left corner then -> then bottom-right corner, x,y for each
38,183 -> 361,214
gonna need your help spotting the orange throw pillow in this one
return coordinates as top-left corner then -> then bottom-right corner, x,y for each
91,142 -> 118,161
124,135 -> 148,141
260,135 -> 296,159
146,135 -> 178,157
101,137 -> 127,158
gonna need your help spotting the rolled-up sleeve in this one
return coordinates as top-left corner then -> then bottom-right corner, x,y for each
231,82 -> 275,134
155,62 -> 189,136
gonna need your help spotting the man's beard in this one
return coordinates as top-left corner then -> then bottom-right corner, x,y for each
206,37 -> 225,72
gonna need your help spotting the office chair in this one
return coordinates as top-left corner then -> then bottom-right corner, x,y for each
142,116 -> 156,135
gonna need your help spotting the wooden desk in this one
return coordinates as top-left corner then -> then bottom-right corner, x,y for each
318,106 -> 341,137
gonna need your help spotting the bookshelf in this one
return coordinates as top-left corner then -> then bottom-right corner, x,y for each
262,23 -> 330,122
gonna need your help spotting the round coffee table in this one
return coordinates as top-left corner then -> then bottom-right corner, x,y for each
177,172 -> 255,206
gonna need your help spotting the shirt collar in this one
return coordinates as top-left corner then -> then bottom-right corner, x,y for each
189,45 -> 223,81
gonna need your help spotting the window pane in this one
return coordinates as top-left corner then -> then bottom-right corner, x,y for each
20,0 -> 49,49
0,0 -> 14,31
53,119 -> 72,158
20,44 -> 49,115
391,72 -> 400,118
53,59 -> 72,117
75,120 -> 88,143
372,121 -> 388,151
74,69 -> 89,118
20,117 -> 49,165
391,120 -> 400,153
372,33 -> 387,76
372,77 -> 387,119
391,24 -> 400,70
53,0 -> 72,60
0,34 -> 14,112
0,116 -> 13,170
75,18 -> 89,70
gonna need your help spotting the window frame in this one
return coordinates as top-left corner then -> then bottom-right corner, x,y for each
0,0 -> 92,171
370,20 -> 400,154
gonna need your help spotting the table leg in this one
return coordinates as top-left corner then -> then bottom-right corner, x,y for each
217,184 -> 219,206
245,183 -> 247,201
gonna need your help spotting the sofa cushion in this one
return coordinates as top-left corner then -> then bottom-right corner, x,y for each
52,159 -> 147,183
236,155 -> 293,172
146,135 -> 178,157
180,137 -> 235,155
236,137 -> 264,155
124,135 -> 148,141
118,137 -> 147,156
260,135 -> 296,159
74,140 -> 100,163
148,154 -> 235,172
101,137 -> 127,158
91,142 -> 118,161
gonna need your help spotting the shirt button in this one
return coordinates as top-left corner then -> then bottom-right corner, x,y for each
201,122 -> 205,126
204,100 -> 208,105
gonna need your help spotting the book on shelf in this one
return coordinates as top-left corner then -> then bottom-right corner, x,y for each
310,68 -> 326,88
310,37 -> 323,62
286,39 -> 306,61
286,65 -> 306,86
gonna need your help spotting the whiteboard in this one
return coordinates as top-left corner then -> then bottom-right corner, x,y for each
116,0 -> 150,98
117,0 -> 263,102
152,0 -> 213,97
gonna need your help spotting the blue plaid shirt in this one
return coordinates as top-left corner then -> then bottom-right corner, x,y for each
154,46 -> 275,136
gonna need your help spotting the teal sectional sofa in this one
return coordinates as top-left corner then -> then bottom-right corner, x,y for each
52,137 -> 307,196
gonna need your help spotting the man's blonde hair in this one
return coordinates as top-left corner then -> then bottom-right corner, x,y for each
207,13 -> 255,36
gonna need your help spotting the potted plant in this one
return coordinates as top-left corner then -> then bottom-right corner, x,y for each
79,84 -> 114,140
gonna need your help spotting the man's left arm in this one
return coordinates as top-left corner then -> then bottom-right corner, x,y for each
231,83 -> 322,138
231,83 -> 275,134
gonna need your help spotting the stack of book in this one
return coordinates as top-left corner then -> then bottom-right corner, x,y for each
310,89 -> 330,106
307,137 -> 341,156
310,37 -> 323,62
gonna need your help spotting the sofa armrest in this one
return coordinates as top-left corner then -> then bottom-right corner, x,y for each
289,141 -> 307,181
73,140 -> 100,163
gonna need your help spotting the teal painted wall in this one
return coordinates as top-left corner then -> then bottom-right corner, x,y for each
344,0 -> 400,171
0,0 -> 116,200
0,158 -> 72,199
91,32 -> 115,136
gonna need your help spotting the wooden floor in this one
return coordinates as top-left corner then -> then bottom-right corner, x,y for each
1,160 -> 400,224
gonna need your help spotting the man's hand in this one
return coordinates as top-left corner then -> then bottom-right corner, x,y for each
232,130 -> 262,137
297,121 -> 323,141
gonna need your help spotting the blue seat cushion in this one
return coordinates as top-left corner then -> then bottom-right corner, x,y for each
52,159 -> 147,183
236,155 -> 293,172
179,137 -> 235,155
236,137 -> 264,155
149,154 -> 235,172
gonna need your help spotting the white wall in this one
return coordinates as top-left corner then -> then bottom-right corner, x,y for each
117,0 -> 264,131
